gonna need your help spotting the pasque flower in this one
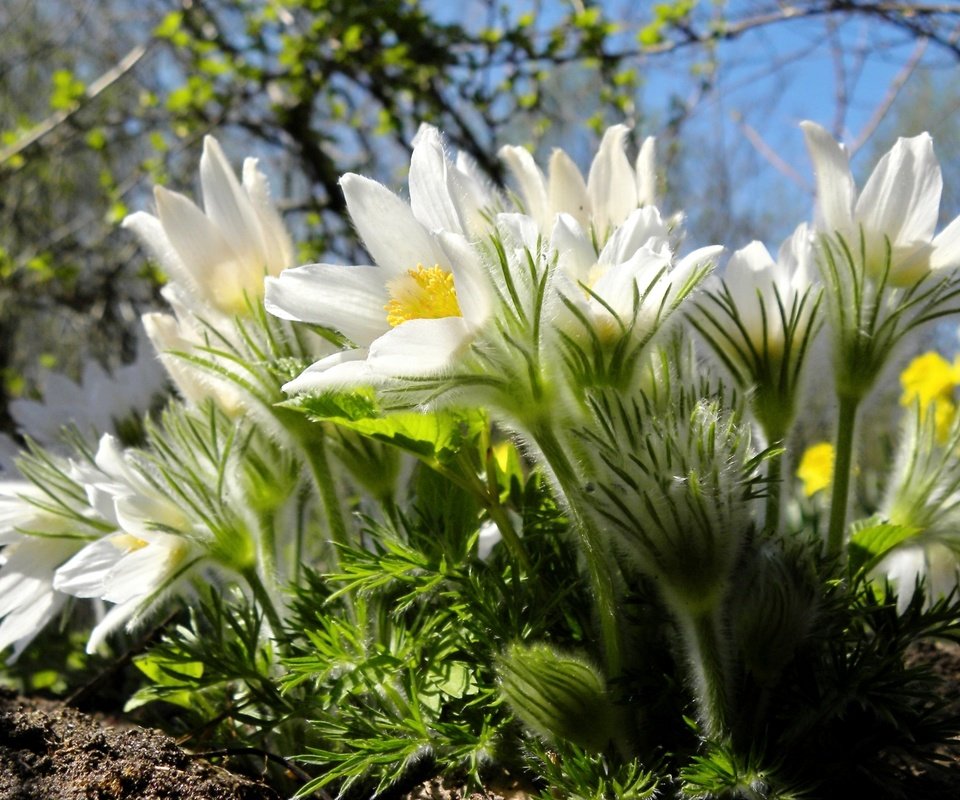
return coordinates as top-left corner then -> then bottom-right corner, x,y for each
693,224 -> 821,443
124,136 -> 294,316
550,208 -> 720,386
500,124 -> 657,241
54,435 -> 202,653
802,121 -> 960,286
0,482 -> 85,659
265,126 -> 493,394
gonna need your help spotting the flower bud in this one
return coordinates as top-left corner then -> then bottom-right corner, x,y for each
498,642 -> 617,752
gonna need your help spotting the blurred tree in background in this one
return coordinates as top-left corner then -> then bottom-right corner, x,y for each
2,0 -> 959,435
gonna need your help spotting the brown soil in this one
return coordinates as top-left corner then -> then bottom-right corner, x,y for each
0,689 -> 280,800
2,641 -> 960,800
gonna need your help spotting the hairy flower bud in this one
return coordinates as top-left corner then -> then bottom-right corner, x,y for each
498,642 -> 617,752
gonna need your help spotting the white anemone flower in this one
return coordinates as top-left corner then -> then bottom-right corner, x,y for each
721,224 -> 818,357
0,482 -> 85,659
875,542 -> 959,615
802,121 -> 960,286
265,128 -> 493,395
123,136 -> 294,316
141,307 -> 247,414
500,124 -> 657,240
550,209 -> 721,345
9,333 -> 167,448
55,435 -> 201,653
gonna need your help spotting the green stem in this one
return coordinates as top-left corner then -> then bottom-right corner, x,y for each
484,497 -> 533,571
532,425 -> 623,681
276,409 -> 351,560
826,394 -> 860,562
244,567 -> 286,638
763,451 -> 783,534
679,606 -> 730,739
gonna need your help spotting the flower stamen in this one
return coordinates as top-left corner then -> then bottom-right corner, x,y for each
384,264 -> 462,327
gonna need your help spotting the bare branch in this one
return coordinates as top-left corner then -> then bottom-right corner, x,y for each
731,111 -> 812,191
849,35 -> 930,154
0,40 -> 151,168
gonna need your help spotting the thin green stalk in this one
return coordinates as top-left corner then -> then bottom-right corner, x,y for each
826,394 -> 860,561
532,425 -> 623,681
484,496 -> 533,572
244,567 -> 286,638
764,451 -> 783,534
679,606 -> 730,739
301,429 -> 351,555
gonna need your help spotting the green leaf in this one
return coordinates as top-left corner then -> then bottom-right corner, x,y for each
848,518 -> 921,576
50,69 -> 85,111
290,390 -> 487,466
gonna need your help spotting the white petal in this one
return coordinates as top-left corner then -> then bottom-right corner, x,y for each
437,232 -> 492,327
547,149 -> 590,230
200,137 -> 268,268
86,597 -> 139,653
496,213 -> 541,253
53,536 -> 126,598
587,125 -> 637,235
636,136 -> 657,207
142,312 -> 207,406
931,213 -> 960,271
122,211 -> 194,290
282,349 -> 376,394
242,157 -> 295,275
265,264 -> 391,346
856,133 -> 941,246
801,121 -> 856,235
155,187 -> 254,312
599,206 -> 669,266
340,174 -> 448,276
551,214 -> 597,284
409,125 -> 466,235
0,590 -> 63,659
102,539 -> 182,604
114,492 -> 188,541
367,317 -> 472,376
499,145 -> 548,227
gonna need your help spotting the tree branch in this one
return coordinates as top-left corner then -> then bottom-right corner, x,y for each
0,40 -> 151,168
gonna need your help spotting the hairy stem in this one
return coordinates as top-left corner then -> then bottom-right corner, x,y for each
679,605 -> 731,739
826,394 -> 860,562
532,425 -> 623,682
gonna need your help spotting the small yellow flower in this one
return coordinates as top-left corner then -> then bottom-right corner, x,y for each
899,352 -> 960,443
797,442 -> 835,497
900,352 -> 956,408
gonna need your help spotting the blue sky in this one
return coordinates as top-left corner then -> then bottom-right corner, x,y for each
427,1 -> 958,248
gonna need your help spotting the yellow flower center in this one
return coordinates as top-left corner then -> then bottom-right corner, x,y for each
384,264 -> 462,327
796,442 -> 835,497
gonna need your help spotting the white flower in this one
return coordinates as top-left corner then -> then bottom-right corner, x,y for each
124,136 -> 294,316
141,308 -> 247,414
265,128 -> 493,394
0,482 -> 84,659
8,333 -> 167,447
500,125 -> 658,240
802,121 -> 960,286
721,224 -> 817,357
875,542 -> 958,614
550,209 -> 720,345
55,435 -> 201,652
